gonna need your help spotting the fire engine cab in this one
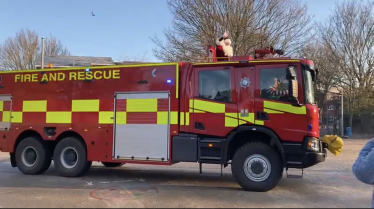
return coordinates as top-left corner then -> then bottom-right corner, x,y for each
0,46 -> 326,192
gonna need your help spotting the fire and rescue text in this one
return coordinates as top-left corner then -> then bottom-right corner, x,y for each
14,69 -> 120,82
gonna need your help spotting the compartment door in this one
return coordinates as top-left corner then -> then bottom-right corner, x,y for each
0,95 -> 12,130
113,92 -> 170,162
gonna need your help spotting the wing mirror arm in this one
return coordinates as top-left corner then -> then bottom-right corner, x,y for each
286,66 -> 302,107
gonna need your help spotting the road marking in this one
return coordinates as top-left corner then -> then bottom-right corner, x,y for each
85,181 -> 94,186
98,179 -> 144,184
113,180 -> 135,183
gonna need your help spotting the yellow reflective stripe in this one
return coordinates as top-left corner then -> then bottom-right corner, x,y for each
180,112 -> 184,125
2,111 -> 10,122
157,111 -> 178,125
98,111 -> 113,124
186,112 -> 190,125
157,111 -> 168,124
0,101 -> 3,111
255,120 -> 264,125
238,113 -> 255,123
193,59 -> 300,66
11,112 -> 23,123
170,111 -> 178,124
46,112 -> 71,123
115,112 -> 127,124
0,62 -> 179,74
23,100 -> 47,112
264,108 -> 283,114
193,99 -> 225,113
126,99 -> 157,112
225,113 -> 238,127
2,112 -> 22,123
98,111 -> 127,124
189,100 -> 193,109
264,101 -> 306,114
72,99 -> 99,112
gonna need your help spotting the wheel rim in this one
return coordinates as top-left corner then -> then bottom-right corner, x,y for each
243,154 -> 271,182
21,146 -> 38,167
60,146 -> 78,169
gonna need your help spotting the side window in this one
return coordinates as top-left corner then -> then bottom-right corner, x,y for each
198,70 -> 231,103
260,68 -> 290,101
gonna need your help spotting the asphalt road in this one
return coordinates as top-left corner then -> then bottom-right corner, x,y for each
0,139 -> 372,208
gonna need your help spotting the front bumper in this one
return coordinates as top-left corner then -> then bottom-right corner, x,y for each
283,137 -> 327,169
302,146 -> 327,168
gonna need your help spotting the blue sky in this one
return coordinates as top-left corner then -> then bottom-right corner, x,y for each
0,0 -> 340,62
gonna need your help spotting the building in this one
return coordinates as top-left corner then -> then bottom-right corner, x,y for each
319,87 -> 342,135
35,55 -> 116,69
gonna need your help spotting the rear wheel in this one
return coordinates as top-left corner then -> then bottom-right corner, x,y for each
15,137 -> 52,175
53,137 -> 91,177
231,141 -> 283,192
101,162 -> 124,167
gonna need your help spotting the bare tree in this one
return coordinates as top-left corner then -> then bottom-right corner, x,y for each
43,34 -> 70,56
0,28 -> 39,70
151,0 -> 313,62
300,40 -> 340,121
0,28 -> 71,71
117,52 -> 150,64
317,0 -> 374,128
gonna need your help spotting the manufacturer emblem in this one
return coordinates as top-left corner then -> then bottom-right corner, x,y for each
240,77 -> 250,88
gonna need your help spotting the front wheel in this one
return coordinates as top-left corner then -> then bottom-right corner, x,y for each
53,137 -> 91,177
231,141 -> 283,192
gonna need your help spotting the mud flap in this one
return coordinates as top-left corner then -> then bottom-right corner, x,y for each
10,153 -> 17,167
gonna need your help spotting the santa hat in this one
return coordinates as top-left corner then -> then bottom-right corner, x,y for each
218,31 -> 230,41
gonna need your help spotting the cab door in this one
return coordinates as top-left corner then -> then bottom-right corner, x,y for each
189,66 -> 238,137
254,64 -> 307,141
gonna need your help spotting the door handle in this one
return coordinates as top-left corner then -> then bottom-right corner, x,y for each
257,112 -> 268,120
240,109 -> 249,117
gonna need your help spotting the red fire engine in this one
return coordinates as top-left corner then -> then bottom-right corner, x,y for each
0,47 -> 326,192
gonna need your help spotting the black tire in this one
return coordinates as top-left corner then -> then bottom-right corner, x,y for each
53,137 -> 91,177
15,137 -> 52,175
101,162 -> 124,168
231,141 -> 283,192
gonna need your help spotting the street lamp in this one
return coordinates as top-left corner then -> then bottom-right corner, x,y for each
41,38 -> 45,69
339,92 -> 344,137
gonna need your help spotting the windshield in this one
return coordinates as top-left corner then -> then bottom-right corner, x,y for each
304,69 -> 315,104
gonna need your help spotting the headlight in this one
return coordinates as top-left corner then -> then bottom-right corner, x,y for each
307,138 -> 320,151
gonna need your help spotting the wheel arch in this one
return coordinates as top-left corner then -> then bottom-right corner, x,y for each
55,131 -> 88,154
224,125 -> 286,166
13,130 -> 44,152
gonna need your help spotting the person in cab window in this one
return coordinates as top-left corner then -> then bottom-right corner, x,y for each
261,74 -> 289,101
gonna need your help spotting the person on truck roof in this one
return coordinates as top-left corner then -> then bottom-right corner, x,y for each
352,138 -> 374,208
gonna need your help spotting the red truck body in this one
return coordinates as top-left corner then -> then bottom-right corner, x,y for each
0,55 -> 326,191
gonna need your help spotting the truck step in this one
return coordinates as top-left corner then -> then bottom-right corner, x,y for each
286,168 -> 303,178
199,163 -> 224,177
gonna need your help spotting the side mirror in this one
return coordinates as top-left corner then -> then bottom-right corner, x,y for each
286,66 -> 297,80
286,66 -> 300,105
